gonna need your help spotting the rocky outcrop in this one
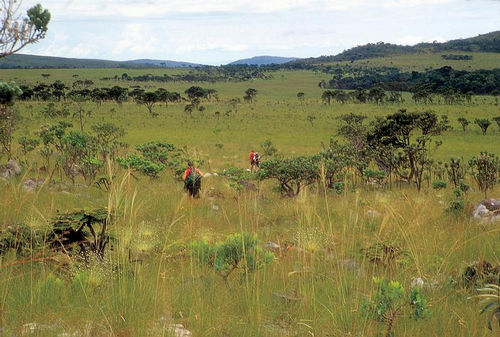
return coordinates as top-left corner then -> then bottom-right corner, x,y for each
472,199 -> 500,222
0,160 -> 21,179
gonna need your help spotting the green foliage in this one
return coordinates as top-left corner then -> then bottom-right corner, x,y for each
457,117 -> 470,132
260,139 -> 278,157
0,224 -> 49,256
368,109 -> 449,191
444,157 -> 466,188
363,278 -> 428,337
468,152 -> 499,197
117,154 -> 165,178
257,155 -> 320,197
243,88 -> 257,103
432,180 -> 447,190
474,118 -> 491,135
473,284 -> 500,330
17,135 -> 39,159
191,233 -> 274,281
0,82 -> 22,105
363,242 -> 408,268
91,122 -> 126,159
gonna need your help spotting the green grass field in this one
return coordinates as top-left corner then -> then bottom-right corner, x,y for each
0,68 -> 499,336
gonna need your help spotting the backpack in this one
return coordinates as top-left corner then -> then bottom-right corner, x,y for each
184,168 -> 201,190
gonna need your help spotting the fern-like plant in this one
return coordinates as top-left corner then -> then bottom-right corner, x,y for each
473,284 -> 500,330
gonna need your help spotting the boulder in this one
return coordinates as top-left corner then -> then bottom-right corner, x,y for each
264,241 -> 280,252
238,180 -> 257,191
0,160 -> 21,179
472,199 -> 500,222
23,178 -> 45,192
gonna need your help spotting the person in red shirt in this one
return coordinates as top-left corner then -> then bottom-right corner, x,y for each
182,161 -> 203,204
249,150 -> 260,173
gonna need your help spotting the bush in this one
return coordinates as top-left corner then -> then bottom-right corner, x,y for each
117,154 -> 165,178
432,180 -> 447,190
191,233 -> 274,281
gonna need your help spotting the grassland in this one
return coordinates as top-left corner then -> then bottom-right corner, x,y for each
0,68 -> 499,336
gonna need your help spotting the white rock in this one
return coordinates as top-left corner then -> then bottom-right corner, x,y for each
167,324 -> 192,337
203,172 -> 213,178
265,242 -> 280,250
410,277 -> 425,288
366,209 -> 382,218
212,205 -> 219,211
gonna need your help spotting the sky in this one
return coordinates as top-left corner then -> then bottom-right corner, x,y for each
18,0 -> 500,65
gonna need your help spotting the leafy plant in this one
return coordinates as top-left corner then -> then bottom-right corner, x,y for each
191,233 -> 274,281
474,118 -> 491,135
116,154 -> 165,178
257,155 -> 320,197
363,242 -> 408,268
457,117 -> 470,132
363,278 -> 428,337
468,152 -> 499,198
472,284 -> 500,330
432,180 -> 447,190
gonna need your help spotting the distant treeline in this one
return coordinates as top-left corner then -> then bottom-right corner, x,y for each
328,66 -> 500,95
101,65 -> 272,83
288,31 -> 500,63
441,54 -> 473,60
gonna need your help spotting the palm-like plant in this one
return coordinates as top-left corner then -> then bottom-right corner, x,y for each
473,284 -> 500,330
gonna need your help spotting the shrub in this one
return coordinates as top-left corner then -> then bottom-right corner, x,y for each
191,233 -> 274,281
363,278 -> 428,337
432,180 -> 447,190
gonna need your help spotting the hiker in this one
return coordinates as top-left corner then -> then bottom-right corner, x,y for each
182,161 -> 203,203
249,150 -> 260,172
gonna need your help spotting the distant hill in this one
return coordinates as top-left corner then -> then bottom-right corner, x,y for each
229,56 -> 297,66
0,54 -> 204,69
126,59 -> 202,68
293,31 -> 500,64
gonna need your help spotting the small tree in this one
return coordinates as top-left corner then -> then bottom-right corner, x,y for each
243,88 -> 257,103
0,1 -> 51,58
469,152 -> 499,198
135,92 -> 159,117
474,118 -> 491,135
260,139 -> 278,157
297,92 -> 305,101
257,155 -> 320,197
493,117 -> 500,131
191,233 -> 274,282
90,122 -> 126,159
363,278 -> 428,337
444,157 -> 466,188
17,135 -> 39,163
457,117 -> 470,132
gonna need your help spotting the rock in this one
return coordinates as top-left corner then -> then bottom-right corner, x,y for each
148,317 -> 191,337
212,204 -> 219,211
410,277 -> 424,288
22,322 -> 52,335
167,324 -> 192,337
366,209 -> 382,218
23,178 -> 45,192
203,172 -> 213,178
264,241 -> 280,251
213,172 -> 218,176
472,199 -> 500,222
0,160 -> 21,179
340,258 -> 363,274
238,180 -> 257,191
